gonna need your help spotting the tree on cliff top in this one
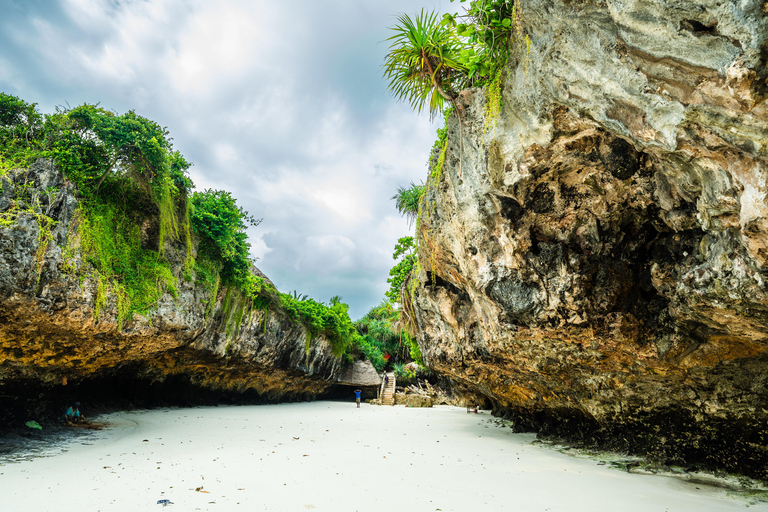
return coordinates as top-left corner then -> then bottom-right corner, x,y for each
383,9 -> 468,119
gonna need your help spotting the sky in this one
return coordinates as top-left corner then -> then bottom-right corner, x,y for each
0,0 -> 459,319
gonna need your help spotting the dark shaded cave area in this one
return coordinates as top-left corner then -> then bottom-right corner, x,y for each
322,384 -> 379,401
515,204 -> 703,335
0,366 -> 334,438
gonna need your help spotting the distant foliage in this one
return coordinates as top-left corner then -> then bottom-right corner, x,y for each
353,302 -> 421,371
280,293 -> 358,357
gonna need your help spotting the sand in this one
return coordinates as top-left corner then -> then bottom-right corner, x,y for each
1,402 -> 764,512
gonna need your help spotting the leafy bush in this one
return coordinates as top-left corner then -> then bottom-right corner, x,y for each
191,189 -> 261,286
445,0 -> 523,78
353,302 -> 419,371
0,94 -> 46,174
280,294 -> 358,357
386,236 -> 417,304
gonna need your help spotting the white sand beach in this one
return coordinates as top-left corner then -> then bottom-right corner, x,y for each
1,402 -> 764,512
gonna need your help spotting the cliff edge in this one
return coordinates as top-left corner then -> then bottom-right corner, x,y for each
0,160 -> 343,421
412,0 -> 768,477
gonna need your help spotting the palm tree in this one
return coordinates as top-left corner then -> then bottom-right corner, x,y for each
290,290 -> 308,301
383,10 -> 468,119
392,182 -> 425,227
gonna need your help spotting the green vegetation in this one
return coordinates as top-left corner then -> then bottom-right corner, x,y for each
353,302 -> 422,371
392,183 -> 425,227
384,0 -> 527,120
79,202 -> 179,328
0,93 -> 361,360
428,109 -> 452,187
383,10 -> 469,119
445,0 -> 525,79
0,93 -> 195,326
280,294 -> 358,358
386,236 -> 418,304
190,189 -> 263,293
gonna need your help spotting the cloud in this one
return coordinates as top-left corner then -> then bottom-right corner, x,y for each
0,0 -> 457,318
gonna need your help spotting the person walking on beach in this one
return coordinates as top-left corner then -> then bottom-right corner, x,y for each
354,388 -> 362,408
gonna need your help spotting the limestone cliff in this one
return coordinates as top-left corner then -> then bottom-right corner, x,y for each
412,0 -> 768,477
0,160 -> 343,421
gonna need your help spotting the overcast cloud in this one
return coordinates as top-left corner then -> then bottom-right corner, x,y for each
0,0 -> 458,318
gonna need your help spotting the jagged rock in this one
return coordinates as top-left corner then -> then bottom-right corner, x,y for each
0,160 -> 343,420
394,392 -> 433,408
412,0 -> 768,478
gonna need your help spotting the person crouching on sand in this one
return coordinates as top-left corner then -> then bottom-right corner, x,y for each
65,402 -> 83,424
354,389 -> 362,408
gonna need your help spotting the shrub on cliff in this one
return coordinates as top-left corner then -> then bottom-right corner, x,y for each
280,294 -> 358,357
386,236 -> 418,304
191,189 -> 261,286
383,1 -> 527,118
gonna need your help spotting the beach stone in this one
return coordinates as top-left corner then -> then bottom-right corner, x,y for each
405,394 -> 433,408
411,0 -> 768,479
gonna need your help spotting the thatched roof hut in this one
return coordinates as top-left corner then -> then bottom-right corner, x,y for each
336,360 -> 382,387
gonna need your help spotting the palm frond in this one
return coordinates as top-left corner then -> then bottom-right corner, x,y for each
392,182 -> 425,227
383,9 -> 468,119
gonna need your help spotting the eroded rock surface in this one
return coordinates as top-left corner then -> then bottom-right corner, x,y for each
412,0 -> 768,477
0,160 -> 342,421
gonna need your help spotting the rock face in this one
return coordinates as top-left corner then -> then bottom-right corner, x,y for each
412,0 -> 768,477
0,160 -> 343,421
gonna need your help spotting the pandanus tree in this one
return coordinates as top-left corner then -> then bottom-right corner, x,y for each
383,10 -> 468,119
392,182 -> 425,228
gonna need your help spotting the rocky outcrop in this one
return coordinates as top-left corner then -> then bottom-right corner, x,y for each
412,0 -> 768,477
0,160 -> 343,421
